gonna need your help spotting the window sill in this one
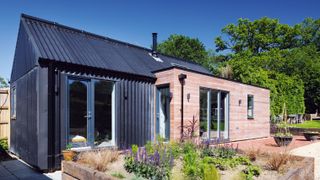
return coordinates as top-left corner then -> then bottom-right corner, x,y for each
247,117 -> 254,120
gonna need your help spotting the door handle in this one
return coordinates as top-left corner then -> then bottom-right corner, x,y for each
84,112 -> 92,119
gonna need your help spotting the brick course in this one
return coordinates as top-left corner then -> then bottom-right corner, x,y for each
155,68 -> 270,141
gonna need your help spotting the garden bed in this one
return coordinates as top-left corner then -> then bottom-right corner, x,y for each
61,140 -> 314,180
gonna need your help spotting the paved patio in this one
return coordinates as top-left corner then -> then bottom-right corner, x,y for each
234,136 -> 318,153
0,160 -> 51,180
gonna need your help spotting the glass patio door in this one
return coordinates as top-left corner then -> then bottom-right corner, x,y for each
68,78 -> 115,148
200,88 -> 229,141
68,79 -> 90,147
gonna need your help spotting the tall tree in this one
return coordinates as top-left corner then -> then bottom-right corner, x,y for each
157,34 -> 208,65
214,17 -> 320,115
215,17 -> 300,54
0,76 -> 8,88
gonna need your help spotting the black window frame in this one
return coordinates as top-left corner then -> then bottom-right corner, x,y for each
247,94 -> 254,119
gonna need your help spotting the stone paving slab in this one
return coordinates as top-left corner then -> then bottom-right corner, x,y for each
291,142 -> 320,180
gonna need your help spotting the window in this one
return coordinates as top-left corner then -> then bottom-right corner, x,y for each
11,87 -> 16,119
247,95 -> 254,119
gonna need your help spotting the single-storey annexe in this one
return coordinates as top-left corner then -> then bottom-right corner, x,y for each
10,14 -> 270,171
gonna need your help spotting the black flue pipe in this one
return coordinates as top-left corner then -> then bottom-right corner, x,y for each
178,73 -> 187,140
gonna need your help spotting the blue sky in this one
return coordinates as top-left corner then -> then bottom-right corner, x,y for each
0,0 -> 319,80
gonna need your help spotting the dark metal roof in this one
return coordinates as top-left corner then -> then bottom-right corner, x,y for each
20,14 -> 212,78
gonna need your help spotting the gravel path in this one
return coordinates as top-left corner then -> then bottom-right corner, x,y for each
290,142 -> 320,180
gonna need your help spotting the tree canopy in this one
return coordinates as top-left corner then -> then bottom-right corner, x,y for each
0,76 -> 8,88
214,17 -> 320,115
157,34 -> 208,65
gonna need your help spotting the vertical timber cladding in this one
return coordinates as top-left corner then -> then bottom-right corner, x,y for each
59,71 -> 155,151
115,79 -> 155,148
10,68 -> 38,167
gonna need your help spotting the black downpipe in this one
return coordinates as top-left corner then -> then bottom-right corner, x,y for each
47,63 -> 55,171
178,74 -> 187,140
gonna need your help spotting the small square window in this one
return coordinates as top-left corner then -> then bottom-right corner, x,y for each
247,95 -> 254,119
11,87 -> 16,119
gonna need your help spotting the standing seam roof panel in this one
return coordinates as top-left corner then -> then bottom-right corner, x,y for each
21,15 -> 212,78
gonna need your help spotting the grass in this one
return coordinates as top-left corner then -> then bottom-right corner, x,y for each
77,149 -> 119,171
290,120 -> 320,129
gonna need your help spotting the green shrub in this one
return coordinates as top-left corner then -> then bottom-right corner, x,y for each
132,144 -> 138,154
183,148 -> 200,177
243,165 -> 261,180
203,156 -> 251,170
202,164 -> 220,180
182,141 -> 196,154
144,141 -> 154,155
124,144 -> 173,180
201,146 -> 237,159
0,138 -> 8,151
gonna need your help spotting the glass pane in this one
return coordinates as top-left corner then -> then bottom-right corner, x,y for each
158,87 -> 170,140
200,89 -> 208,139
210,90 -> 218,139
248,95 -> 254,118
94,81 -> 114,146
69,80 -> 88,146
220,92 -> 228,139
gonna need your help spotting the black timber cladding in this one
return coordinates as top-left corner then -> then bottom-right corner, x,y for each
58,71 -> 154,150
19,13 -> 211,80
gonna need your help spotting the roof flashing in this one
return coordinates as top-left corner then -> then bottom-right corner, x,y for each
149,53 -> 163,62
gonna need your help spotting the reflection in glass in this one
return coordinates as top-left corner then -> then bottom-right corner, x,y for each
94,81 -> 114,146
210,90 -> 218,139
200,89 -> 208,139
69,80 -> 88,146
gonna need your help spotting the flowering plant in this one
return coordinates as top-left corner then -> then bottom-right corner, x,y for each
124,145 -> 174,179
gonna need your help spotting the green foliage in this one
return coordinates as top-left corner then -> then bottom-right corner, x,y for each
0,138 -> 8,151
202,156 -> 251,171
275,122 -> 292,137
125,142 -> 174,180
215,17 -> 300,54
290,120 -> 320,128
226,51 -> 305,116
157,34 -> 208,65
242,165 -> 261,180
66,143 -> 72,150
144,141 -> 154,155
131,144 -> 138,154
0,76 -> 8,88
111,172 -> 125,179
215,17 -> 320,114
202,163 -> 220,180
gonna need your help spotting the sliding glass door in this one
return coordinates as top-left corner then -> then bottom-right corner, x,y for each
200,88 -> 229,141
68,78 -> 115,148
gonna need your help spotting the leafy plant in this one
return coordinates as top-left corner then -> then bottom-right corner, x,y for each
124,144 -> 174,179
0,138 -> 8,151
202,163 -> 220,180
183,148 -> 201,177
242,165 -> 261,180
111,172 -> 125,179
66,143 -> 72,150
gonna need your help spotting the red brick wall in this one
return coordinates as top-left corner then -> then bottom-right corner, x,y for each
155,68 -> 270,141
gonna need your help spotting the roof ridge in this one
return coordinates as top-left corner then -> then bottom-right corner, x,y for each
20,13 -> 206,68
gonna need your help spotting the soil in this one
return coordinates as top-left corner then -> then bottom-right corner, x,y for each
220,152 -> 306,180
104,154 -> 138,179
